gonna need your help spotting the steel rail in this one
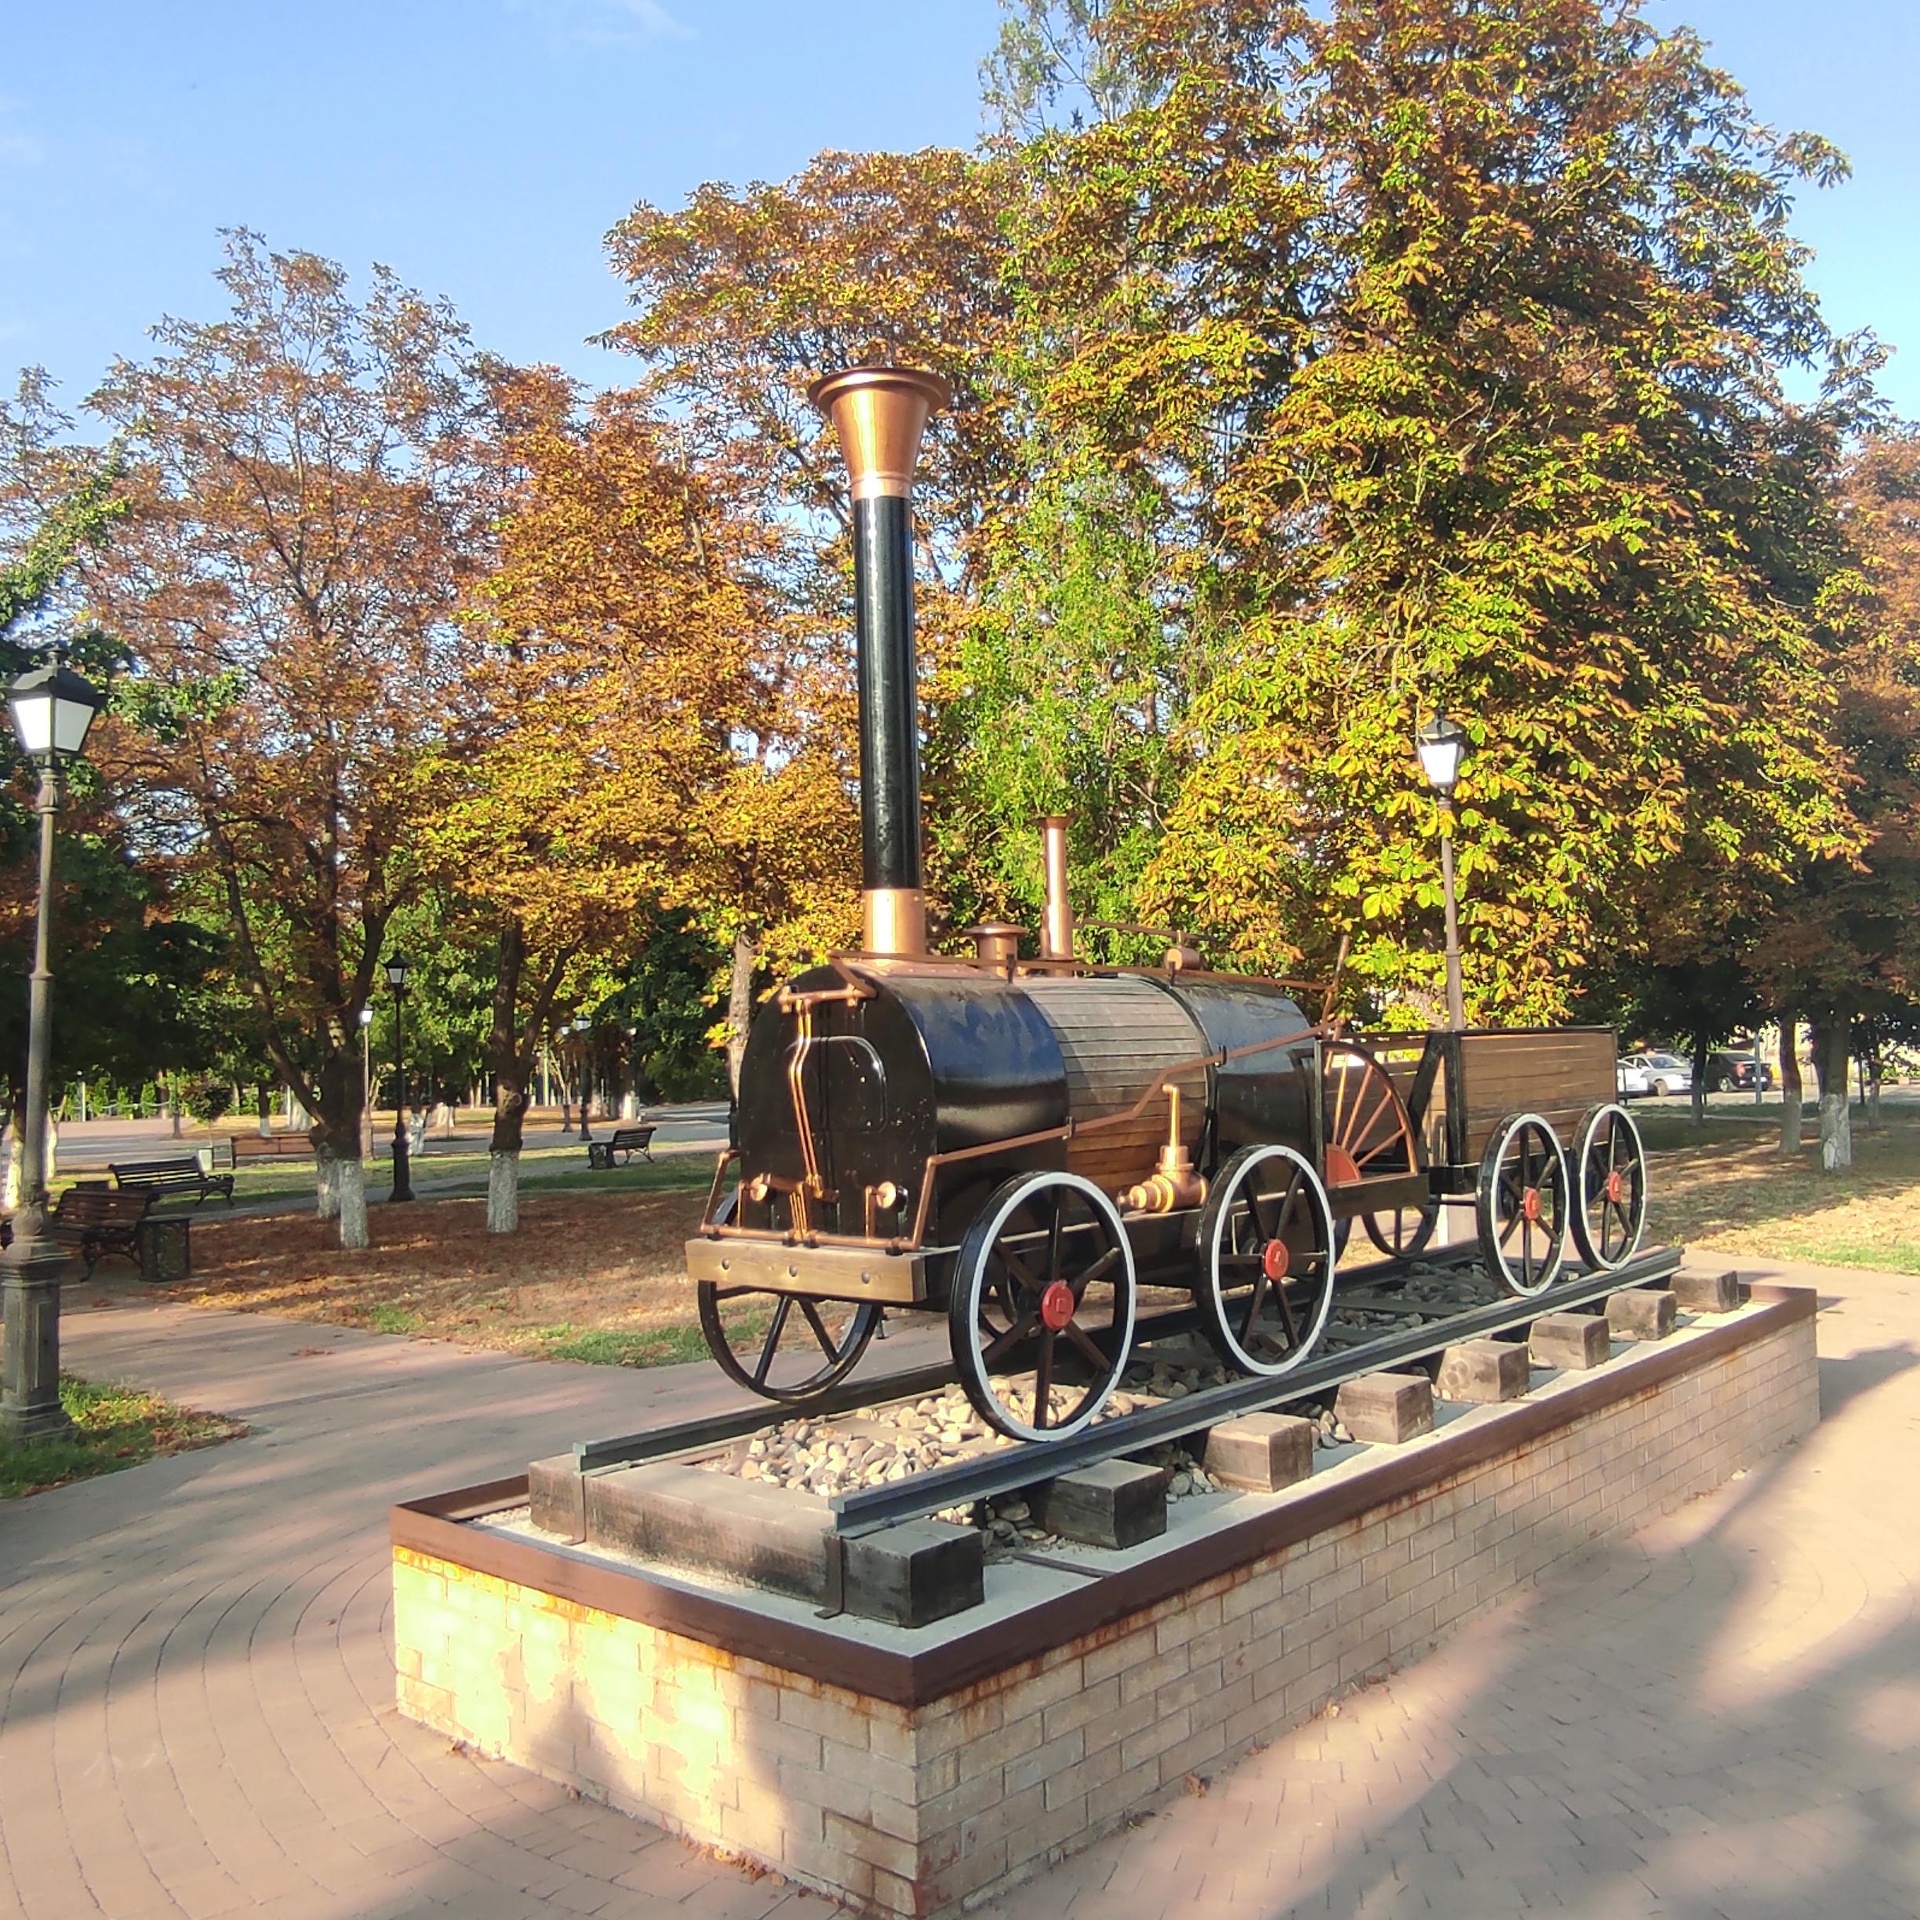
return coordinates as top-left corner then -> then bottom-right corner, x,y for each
826,1243 -> 1682,1537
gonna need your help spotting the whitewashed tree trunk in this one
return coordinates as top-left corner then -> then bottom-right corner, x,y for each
317,1154 -> 341,1219
337,1158 -> 368,1249
727,930 -> 757,1095
44,1113 -> 58,1187
1820,1092 -> 1852,1172
2,1122 -> 18,1211
487,1150 -> 521,1234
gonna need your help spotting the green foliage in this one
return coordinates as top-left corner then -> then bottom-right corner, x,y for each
533,1322 -> 713,1367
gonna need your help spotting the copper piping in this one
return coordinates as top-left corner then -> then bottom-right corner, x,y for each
1040,815 -> 1074,961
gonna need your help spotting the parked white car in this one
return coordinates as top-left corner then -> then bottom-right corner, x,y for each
1616,1057 -> 1652,1099
1622,1051 -> 1692,1097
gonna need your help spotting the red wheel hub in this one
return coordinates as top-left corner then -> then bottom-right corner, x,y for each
1521,1186 -> 1542,1224
1039,1281 -> 1077,1331
1604,1169 -> 1626,1204
1261,1239 -> 1292,1281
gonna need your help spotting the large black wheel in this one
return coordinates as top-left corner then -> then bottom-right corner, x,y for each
1362,1200 -> 1440,1260
950,1171 -> 1135,1442
1475,1113 -> 1569,1297
1570,1102 -> 1648,1271
696,1194 -> 881,1401
1197,1144 -> 1338,1377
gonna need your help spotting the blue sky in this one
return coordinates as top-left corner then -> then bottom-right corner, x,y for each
3,0 -> 1916,415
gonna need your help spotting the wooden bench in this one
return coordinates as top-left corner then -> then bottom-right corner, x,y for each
109,1156 -> 235,1206
231,1131 -> 314,1162
587,1124 -> 656,1169
51,1184 -> 154,1275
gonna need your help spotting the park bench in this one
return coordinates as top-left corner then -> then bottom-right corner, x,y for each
232,1131 -> 314,1162
109,1156 -> 236,1206
51,1184 -> 154,1276
587,1124 -> 656,1170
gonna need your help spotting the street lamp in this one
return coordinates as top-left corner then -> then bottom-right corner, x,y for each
359,1006 -> 375,1159
386,953 -> 414,1203
1416,710 -> 1469,1031
2,662 -> 107,1440
572,1016 -> 594,1147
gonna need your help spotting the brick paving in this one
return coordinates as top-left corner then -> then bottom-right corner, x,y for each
2,1256 -> 1915,1919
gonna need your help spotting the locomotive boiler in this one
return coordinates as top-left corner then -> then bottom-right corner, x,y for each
686,365 -> 1649,1443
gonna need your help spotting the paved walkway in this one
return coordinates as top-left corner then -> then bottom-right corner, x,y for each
2,1256 -> 1915,1919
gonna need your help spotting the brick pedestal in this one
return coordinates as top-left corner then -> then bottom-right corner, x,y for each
394,1287 -> 1817,1919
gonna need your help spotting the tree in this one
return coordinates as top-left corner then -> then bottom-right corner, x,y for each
975,0 -> 1863,1022
85,233 -> 501,1247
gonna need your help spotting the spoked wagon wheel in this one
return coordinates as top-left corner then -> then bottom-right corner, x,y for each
1197,1144 -> 1339,1377
950,1171 -> 1136,1443
1570,1102 -> 1648,1271
696,1194 -> 881,1402
1323,1043 -> 1437,1261
1475,1113 -> 1570,1297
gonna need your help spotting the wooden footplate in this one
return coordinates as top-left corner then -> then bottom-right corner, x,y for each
684,1234 -> 931,1305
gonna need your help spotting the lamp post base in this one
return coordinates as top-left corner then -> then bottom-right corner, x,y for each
1,1230 -> 75,1441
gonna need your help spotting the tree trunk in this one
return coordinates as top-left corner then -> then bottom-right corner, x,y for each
316,1153 -> 341,1219
257,1082 -> 271,1137
2,1088 -> 21,1211
485,917 -> 531,1235
307,1036 -> 368,1244
1778,1018 -> 1804,1153
1689,1034 -> 1709,1128
1867,1054 -> 1883,1129
1813,1016 -> 1852,1173
336,1157 -> 368,1249
487,1149 -> 521,1235
727,930 -> 758,1096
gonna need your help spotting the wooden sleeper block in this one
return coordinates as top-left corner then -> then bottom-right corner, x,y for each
528,1453 -> 587,1542
1606,1287 -> 1678,1341
1031,1460 -> 1167,1549
1672,1269 -> 1742,1313
1204,1413 -> 1316,1492
1528,1312 -> 1611,1371
1435,1339 -> 1531,1405
843,1520 -> 983,1628
1334,1371 -> 1434,1444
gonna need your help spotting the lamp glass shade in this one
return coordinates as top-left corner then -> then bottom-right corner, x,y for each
358,1007 -> 374,1028
9,663 -> 105,763
1415,713 -> 1467,795
571,1017 -> 589,1034
385,954 -> 411,988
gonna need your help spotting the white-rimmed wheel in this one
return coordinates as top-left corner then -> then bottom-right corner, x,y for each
949,1171 -> 1136,1442
1570,1102 -> 1648,1270
1197,1145 -> 1339,1377
1475,1112 -> 1570,1297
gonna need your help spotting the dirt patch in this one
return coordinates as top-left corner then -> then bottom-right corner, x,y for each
184,1186 -> 716,1365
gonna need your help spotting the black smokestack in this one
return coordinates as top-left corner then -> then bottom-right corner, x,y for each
807,365 -> 951,956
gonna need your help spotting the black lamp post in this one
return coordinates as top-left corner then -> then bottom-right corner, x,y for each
386,953 -> 414,1203
572,1016 -> 593,1147
2,662 -> 106,1440
1416,711 -> 1470,1031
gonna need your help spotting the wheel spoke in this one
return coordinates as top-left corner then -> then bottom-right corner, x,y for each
753,1297 -> 793,1385
798,1298 -> 841,1361
1046,1195 -> 1065,1286
1063,1319 -> 1108,1371
1071,1244 -> 1123,1297
982,1309 -> 1039,1367
1033,1327 -> 1056,1428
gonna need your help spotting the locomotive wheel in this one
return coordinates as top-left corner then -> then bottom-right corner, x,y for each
1570,1102 -> 1648,1271
1198,1144 -> 1338,1377
950,1171 -> 1135,1443
1362,1201 -> 1440,1261
1475,1113 -> 1570,1297
696,1196 -> 882,1402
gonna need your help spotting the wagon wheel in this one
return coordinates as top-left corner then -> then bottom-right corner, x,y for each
1197,1144 -> 1338,1377
1321,1041 -> 1437,1260
696,1193 -> 881,1402
1570,1102 -> 1648,1271
1475,1112 -> 1570,1297
949,1171 -> 1135,1443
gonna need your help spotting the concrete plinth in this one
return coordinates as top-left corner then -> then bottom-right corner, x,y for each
393,1285 -> 1817,1920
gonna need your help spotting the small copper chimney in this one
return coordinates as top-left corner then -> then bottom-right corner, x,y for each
1039,814 -> 1075,962
808,364 -> 952,957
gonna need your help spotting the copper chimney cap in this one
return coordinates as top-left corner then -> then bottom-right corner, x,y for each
808,365 -> 953,503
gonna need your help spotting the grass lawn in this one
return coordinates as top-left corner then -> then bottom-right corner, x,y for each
0,1375 -> 246,1498
1643,1097 -> 1920,1274
182,1157 -> 722,1364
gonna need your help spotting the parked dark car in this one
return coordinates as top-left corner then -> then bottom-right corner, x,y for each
1705,1051 -> 1774,1093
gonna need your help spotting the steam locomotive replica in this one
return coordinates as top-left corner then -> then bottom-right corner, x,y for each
686,366 -> 1650,1444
